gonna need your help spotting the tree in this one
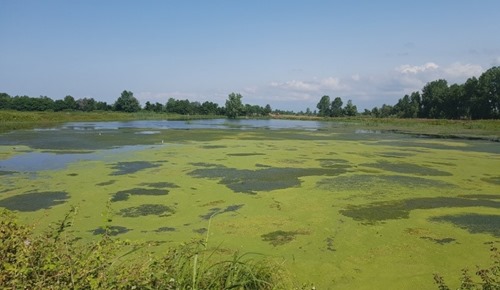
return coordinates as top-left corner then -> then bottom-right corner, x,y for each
477,66 -> 500,119
225,93 -> 243,119
264,104 -> 272,115
343,99 -> 357,116
77,98 -> 97,112
421,79 -> 449,118
114,90 -> 141,112
316,95 -> 331,117
63,95 -> 78,110
330,97 -> 343,117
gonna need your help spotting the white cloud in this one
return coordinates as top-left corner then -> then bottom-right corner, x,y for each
443,62 -> 483,79
270,77 -> 347,93
397,62 -> 439,74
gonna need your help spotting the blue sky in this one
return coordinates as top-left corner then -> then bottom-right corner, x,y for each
1,1 -> 500,111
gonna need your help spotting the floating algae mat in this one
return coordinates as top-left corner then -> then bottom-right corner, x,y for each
0,119 -> 499,289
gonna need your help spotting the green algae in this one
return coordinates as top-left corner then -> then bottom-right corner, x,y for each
0,191 -> 68,211
1,121 -> 499,289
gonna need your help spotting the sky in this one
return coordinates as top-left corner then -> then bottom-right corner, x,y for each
1,1 -> 500,112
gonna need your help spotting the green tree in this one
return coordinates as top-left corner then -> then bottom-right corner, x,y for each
316,95 -> 331,117
63,95 -> 77,110
343,99 -> 357,116
421,79 -> 449,118
114,90 -> 141,112
477,66 -> 500,119
77,97 -> 97,112
225,92 -> 243,119
330,97 -> 343,117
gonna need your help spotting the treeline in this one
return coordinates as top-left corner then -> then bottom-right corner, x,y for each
0,90 -> 273,118
365,66 -> 500,119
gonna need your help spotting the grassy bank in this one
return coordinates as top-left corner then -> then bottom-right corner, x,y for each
273,114 -> 500,140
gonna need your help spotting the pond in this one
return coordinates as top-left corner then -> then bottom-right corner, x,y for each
0,118 -> 499,289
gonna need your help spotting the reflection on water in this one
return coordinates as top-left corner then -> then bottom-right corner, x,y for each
62,119 -> 328,131
0,145 -> 162,172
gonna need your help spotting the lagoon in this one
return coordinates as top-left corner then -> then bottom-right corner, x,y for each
0,119 -> 499,289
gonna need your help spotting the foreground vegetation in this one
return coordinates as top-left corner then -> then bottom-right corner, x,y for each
0,209 -> 292,289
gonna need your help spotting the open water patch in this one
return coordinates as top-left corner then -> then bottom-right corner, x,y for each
190,165 -> 346,194
340,197 -> 500,223
0,191 -> 68,212
430,214 -> 500,237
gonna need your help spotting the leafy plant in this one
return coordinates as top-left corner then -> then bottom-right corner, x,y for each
433,246 -> 500,290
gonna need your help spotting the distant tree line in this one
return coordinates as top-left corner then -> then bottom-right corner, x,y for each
316,96 -> 358,117
0,90 -> 272,118
364,66 -> 500,119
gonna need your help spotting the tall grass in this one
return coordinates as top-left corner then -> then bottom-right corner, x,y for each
0,208 -> 294,289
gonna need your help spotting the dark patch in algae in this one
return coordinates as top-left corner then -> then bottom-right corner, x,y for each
318,174 -> 454,191
91,226 -> 131,236
118,204 -> 175,217
139,182 -> 179,189
111,188 -> 169,202
341,197 -> 500,223
154,227 -> 176,232
481,176 -> 500,185
0,191 -> 68,211
261,230 -> 309,246
110,161 -> 160,175
420,236 -> 456,245
96,180 -> 116,186
226,153 -> 266,157
190,166 -> 346,194
361,160 -> 452,176
430,214 -> 500,237
199,204 -> 244,220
